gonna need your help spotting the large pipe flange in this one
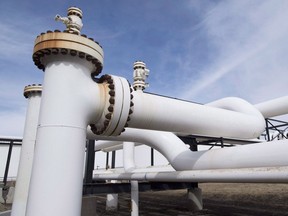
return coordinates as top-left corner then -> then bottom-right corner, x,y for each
33,31 -> 104,76
90,75 -> 132,136
23,84 -> 42,98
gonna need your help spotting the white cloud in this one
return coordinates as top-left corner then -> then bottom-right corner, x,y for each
179,0 -> 288,104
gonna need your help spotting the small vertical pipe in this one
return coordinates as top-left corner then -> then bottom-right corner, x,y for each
106,150 -> 118,211
123,142 -> 138,216
123,142 -> 136,172
131,180 -> 139,216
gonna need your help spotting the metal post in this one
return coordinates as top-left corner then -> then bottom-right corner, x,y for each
220,137 -> 224,148
151,148 -> 154,166
111,151 -> 116,169
265,119 -> 271,141
3,140 -> 13,186
106,152 -> 109,169
84,140 -> 95,184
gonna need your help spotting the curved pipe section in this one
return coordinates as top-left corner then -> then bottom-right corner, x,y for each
89,128 -> 288,171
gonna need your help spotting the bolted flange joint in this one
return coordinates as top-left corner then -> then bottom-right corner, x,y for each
33,31 -> 104,76
90,74 -> 134,136
23,84 -> 42,98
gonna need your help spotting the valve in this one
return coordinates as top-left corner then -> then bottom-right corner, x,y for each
133,61 -> 150,91
55,7 -> 83,34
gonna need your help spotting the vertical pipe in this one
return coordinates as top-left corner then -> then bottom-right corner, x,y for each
27,9 -> 104,215
131,180 -> 139,216
123,142 -> 136,172
26,57 -> 101,216
123,142 -> 138,216
11,85 -> 42,216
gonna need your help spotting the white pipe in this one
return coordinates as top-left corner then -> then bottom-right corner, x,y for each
11,85 -> 42,216
95,140 -> 142,152
123,142 -> 136,172
89,128 -> 288,171
123,142 -> 139,216
94,166 -> 288,183
26,56 -> 103,216
131,180 -> 139,216
129,92 -> 265,139
93,165 -> 175,174
206,97 -> 262,117
95,140 -> 124,151
254,96 -> 288,118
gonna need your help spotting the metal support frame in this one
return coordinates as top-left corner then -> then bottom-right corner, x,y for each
111,151 -> 116,169
83,182 -> 194,195
265,118 -> 288,141
151,148 -> 154,166
84,140 -> 95,184
3,141 -> 13,187
0,138 -> 21,185
106,152 -> 109,169
178,135 -> 236,148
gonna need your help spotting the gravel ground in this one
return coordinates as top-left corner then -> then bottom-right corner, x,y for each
2,183 -> 288,215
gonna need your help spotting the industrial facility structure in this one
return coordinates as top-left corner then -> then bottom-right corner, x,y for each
1,7 -> 288,216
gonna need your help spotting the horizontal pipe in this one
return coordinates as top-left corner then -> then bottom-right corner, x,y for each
254,96 -> 288,118
95,140 -> 142,152
94,166 -> 288,183
129,93 -> 265,139
95,140 -> 124,151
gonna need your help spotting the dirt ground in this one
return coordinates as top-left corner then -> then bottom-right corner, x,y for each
1,183 -> 288,215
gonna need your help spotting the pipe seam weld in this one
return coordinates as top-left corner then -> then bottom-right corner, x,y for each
38,125 -> 87,131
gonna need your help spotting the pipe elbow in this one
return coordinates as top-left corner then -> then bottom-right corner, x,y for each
206,97 -> 265,138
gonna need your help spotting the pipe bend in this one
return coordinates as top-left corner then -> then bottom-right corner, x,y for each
206,97 -> 263,117
89,128 -> 288,171
206,97 -> 265,138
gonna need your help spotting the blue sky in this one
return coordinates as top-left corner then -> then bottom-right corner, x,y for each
1,0 -> 288,136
